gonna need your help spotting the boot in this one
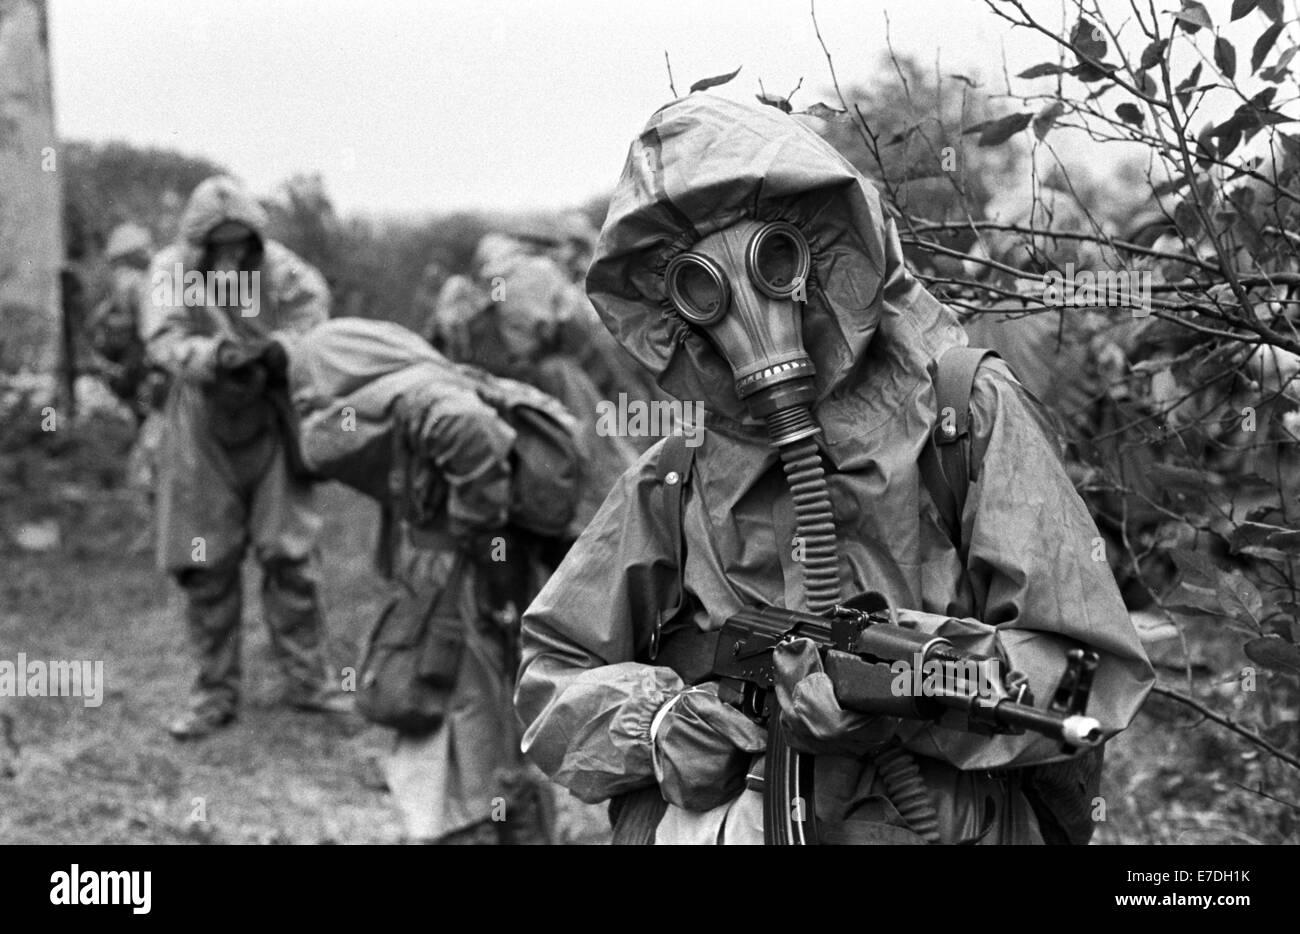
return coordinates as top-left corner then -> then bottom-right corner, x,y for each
168,705 -> 236,740
174,563 -> 243,738
283,682 -> 355,715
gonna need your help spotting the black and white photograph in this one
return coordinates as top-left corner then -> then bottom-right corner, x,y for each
0,0 -> 1292,901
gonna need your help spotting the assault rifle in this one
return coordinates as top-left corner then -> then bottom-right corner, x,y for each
712,597 -> 1102,844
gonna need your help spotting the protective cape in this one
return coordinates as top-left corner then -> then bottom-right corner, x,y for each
438,238 -> 671,445
142,177 -> 329,573
288,317 -> 549,840
516,95 -> 1154,843
287,317 -> 632,538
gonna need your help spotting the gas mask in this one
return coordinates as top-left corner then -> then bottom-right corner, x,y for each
665,220 -> 819,446
665,218 -> 840,612
204,221 -> 261,275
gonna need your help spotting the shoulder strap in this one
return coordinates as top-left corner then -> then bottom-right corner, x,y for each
378,406 -> 414,580
918,346 -> 998,557
647,433 -> 696,661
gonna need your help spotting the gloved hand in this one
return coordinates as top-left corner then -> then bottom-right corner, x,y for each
215,337 -> 270,372
773,638 -> 901,757
260,339 -> 289,384
650,682 -> 766,811
466,528 -> 532,624
208,339 -> 270,414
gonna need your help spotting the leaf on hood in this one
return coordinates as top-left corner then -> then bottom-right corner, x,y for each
756,93 -> 793,114
689,66 -> 742,93
801,102 -> 847,122
1244,636 -> 1300,676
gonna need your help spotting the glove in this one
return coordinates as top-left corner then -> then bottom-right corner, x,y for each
215,337 -> 270,372
208,339 -> 269,414
773,638 -> 901,757
650,682 -> 766,812
467,529 -> 532,623
260,339 -> 289,384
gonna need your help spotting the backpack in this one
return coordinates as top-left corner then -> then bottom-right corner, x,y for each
355,380 -> 574,733
291,318 -> 584,540
645,346 -> 1103,845
354,549 -> 468,734
464,369 -> 583,540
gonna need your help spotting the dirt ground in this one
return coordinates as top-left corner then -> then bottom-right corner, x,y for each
0,480 -> 610,845
0,423 -> 1293,845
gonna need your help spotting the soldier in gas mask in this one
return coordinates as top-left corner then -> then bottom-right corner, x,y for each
142,176 -> 350,740
515,96 -> 1153,844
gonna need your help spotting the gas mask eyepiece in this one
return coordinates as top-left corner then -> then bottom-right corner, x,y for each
665,252 -> 731,326
745,221 -> 811,300
665,220 -> 817,436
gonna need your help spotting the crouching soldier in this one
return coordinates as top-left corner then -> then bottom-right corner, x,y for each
142,175 -> 349,740
515,96 -> 1154,845
288,318 -> 571,844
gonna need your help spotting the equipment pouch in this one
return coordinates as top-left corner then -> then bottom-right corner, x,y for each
355,554 -> 467,733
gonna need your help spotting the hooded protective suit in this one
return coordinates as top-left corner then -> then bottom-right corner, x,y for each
88,223 -> 157,417
288,318 -> 561,843
450,233 -> 672,448
142,176 -> 336,721
515,95 -> 1154,844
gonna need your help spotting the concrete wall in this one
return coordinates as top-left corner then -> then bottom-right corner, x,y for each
0,0 -> 62,374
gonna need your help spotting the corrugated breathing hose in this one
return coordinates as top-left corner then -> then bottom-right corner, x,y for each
873,746 -> 943,844
766,403 -> 942,845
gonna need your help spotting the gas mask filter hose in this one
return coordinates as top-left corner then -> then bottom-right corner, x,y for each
767,405 -> 941,847
765,405 -> 841,615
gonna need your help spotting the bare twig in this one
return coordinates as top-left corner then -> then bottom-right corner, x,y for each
1151,686 -> 1300,772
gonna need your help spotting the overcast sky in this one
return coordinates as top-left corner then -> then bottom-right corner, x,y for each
47,0 -> 1276,217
